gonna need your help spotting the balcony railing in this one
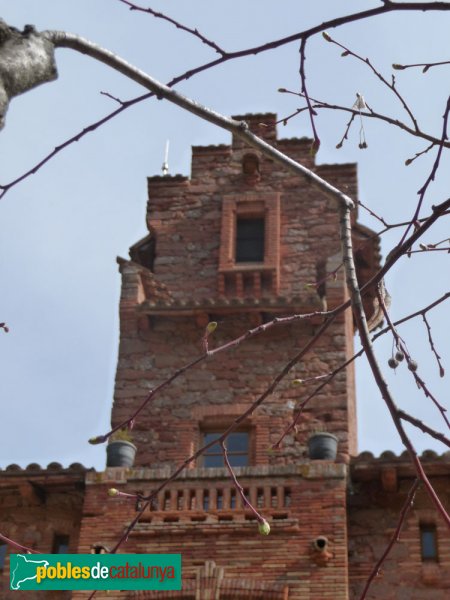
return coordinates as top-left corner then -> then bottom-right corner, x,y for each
129,473 -> 294,524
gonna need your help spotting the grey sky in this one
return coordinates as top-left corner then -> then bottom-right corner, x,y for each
0,1 -> 449,470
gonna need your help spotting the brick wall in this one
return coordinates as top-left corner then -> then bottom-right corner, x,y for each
73,463 -> 349,600
0,466 -> 85,600
348,455 -> 450,599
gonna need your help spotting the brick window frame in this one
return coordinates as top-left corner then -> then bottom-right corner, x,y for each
218,193 -> 280,296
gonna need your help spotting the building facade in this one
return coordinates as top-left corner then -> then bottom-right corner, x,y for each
1,114 -> 448,599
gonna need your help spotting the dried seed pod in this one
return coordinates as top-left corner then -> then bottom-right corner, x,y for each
395,351 -> 405,362
388,357 -> 399,369
408,360 -> 418,372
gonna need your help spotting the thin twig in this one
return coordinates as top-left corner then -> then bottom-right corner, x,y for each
280,88 -> 450,149
422,313 -> 446,377
118,0 -> 227,56
358,479 -> 420,600
324,32 -> 418,130
377,287 -> 450,429
299,38 -> 320,154
398,96 -> 450,245
405,142 -> 435,166
393,59 -> 450,73
221,441 -> 266,524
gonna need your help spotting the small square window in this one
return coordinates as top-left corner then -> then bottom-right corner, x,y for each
235,218 -> 265,263
420,524 -> 438,561
202,431 -> 249,468
52,534 -> 70,554
0,543 -> 7,569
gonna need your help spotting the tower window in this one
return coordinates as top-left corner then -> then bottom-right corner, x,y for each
420,524 -> 438,561
235,217 -> 265,263
202,431 -> 249,467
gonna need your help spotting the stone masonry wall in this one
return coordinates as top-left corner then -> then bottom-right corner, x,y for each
148,132 -> 358,303
111,114 -> 359,466
112,310 -> 355,468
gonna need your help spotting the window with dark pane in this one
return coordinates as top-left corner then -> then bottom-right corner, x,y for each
420,524 -> 438,561
52,534 -> 70,554
203,431 -> 249,467
235,217 -> 265,263
0,543 -> 7,569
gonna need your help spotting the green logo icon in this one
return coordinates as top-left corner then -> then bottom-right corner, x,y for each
10,554 -> 181,591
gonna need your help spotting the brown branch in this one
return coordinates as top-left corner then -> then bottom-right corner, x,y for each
275,105 -> 310,127
0,93 -> 151,199
164,2 -> 450,86
398,96 -> 450,245
377,287 -> 450,429
393,59 -> 450,73
405,142 -> 435,166
323,31 -> 418,130
336,112 -> 356,149
0,531 -> 38,554
221,441 -> 268,529
358,479 -> 420,600
280,88 -> 450,149
356,199 -> 389,227
118,0 -> 227,56
339,204 -> 450,527
4,30 -> 355,212
279,290 -> 450,445
376,209 -> 450,238
422,313 -> 446,377
374,292 -> 450,336
299,38 -> 320,154
368,198 -> 450,284
2,3 -> 450,194
398,410 -> 450,447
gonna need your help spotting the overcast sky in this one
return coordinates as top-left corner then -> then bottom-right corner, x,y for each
0,1 -> 449,470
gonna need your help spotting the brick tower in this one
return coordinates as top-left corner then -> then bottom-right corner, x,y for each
77,113 -> 380,599
1,115 -> 448,600
111,113 -> 379,467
